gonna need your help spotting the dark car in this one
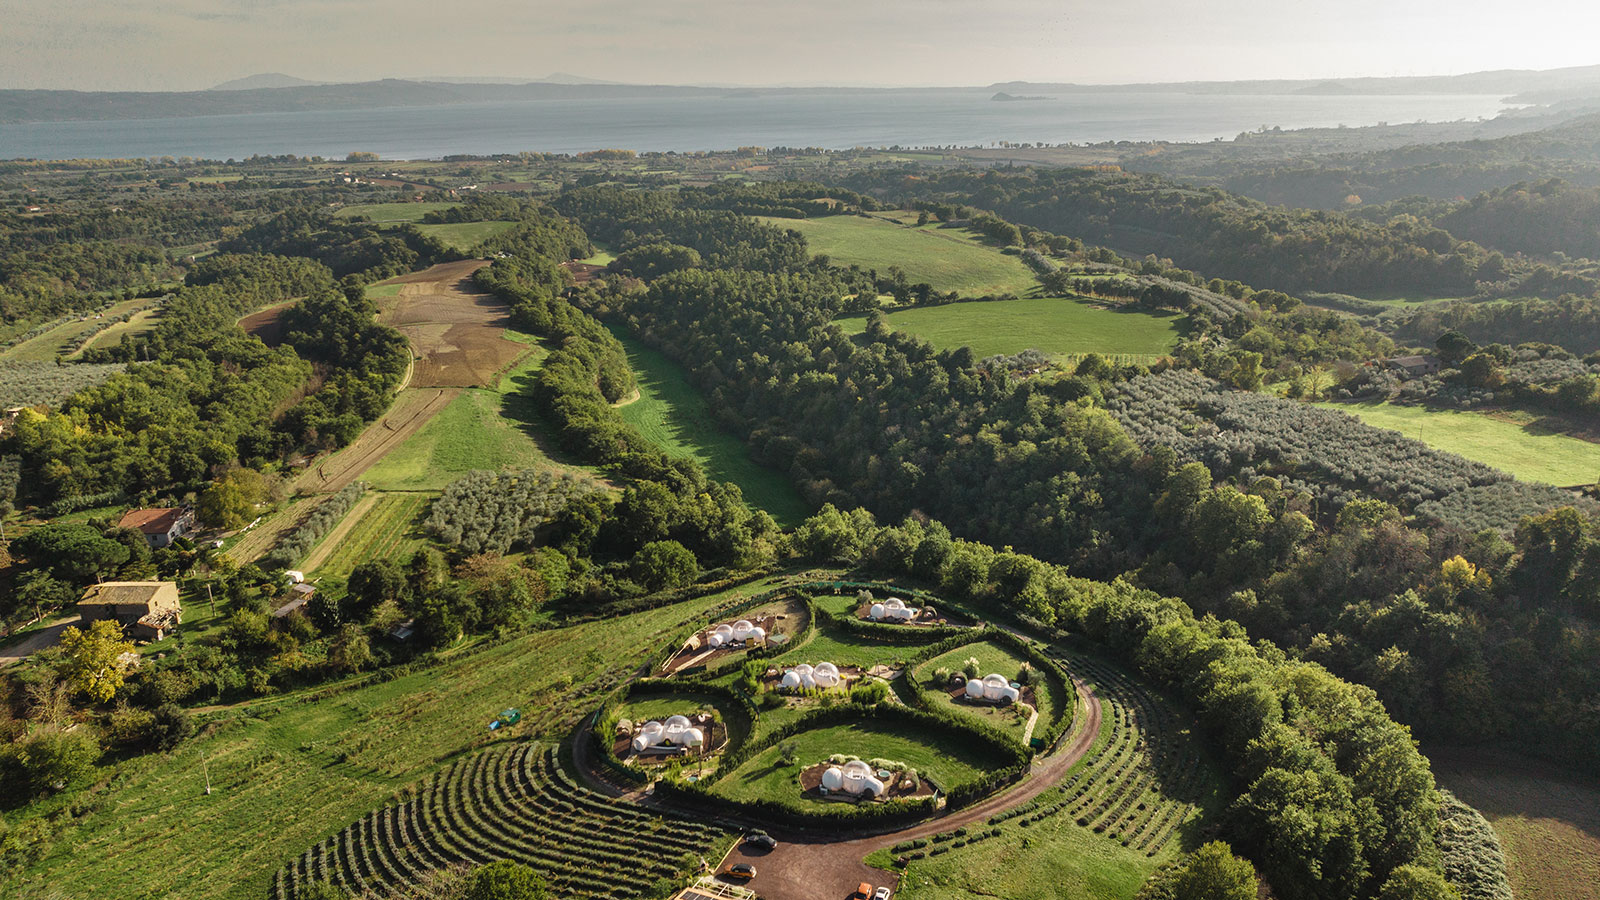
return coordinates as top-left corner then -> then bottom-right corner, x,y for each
743,831 -> 778,850
726,863 -> 757,881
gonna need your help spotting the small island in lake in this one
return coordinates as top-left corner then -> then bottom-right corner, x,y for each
991,91 -> 1049,101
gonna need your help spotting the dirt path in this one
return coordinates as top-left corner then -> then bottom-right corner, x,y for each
576,678 -> 1104,900
296,492 -> 380,573
0,614 -> 81,666
223,495 -> 322,565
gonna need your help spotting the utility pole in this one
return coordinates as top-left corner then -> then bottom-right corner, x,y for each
206,582 -> 216,617
202,748 -> 212,795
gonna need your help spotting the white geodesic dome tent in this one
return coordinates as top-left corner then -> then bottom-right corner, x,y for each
821,759 -> 885,797
965,672 -> 1020,703
868,597 -> 918,621
631,714 -> 705,753
781,661 -> 841,689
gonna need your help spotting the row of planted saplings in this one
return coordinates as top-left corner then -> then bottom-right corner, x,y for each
276,744 -> 723,900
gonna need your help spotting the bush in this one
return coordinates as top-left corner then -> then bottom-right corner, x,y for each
463,860 -> 551,900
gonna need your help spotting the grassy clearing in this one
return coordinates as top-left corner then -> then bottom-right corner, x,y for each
2,297 -> 158,363
1317,400 -> 1600,486
915,640 -> 1065,744
711,719 -> 987,807
1431,747 -> 1600,900
770,623 -> 921,672
77,303 -> 165,354
759,214 -> 1040,296
836,298 -> 1184,361
1,586 -> 763,900
413,221 -> 517,252
306,492 -> 433,579
335,201 -> 457,223
362,348 -> 588,491
611,328 -> 808,525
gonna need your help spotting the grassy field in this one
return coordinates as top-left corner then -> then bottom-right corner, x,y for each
611,328 -> 808,524
836,298 -> 1185,360
1,584 -> 765,900
711,719 -> 988,807
305,491 -> 433,579
915,640 -> 1067,744
362,348 -> 589,491
335,201 -> 457,223
1431,747 -> 1600,900
77,303 -> 165,354
759,214 -> 1041,296
414,221 -> 517,252
1317,400 -> 1600,486
2,297 -> 158,362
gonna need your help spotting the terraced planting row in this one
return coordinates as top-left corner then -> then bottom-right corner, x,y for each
273,744 -> 726,900
981,653 -> 1209,857
310,491 -> 433,578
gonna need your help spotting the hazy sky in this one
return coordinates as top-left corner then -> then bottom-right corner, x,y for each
4,0 -> 1600,91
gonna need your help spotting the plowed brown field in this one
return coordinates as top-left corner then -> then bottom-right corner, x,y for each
379,259 -> 527,388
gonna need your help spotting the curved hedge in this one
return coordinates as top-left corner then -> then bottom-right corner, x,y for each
658,589 -> 816,679
663,701 -> 1029,830
593,679 -> 761,787
901,629 -> 1076,752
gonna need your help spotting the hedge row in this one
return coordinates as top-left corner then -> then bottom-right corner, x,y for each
811,600 -> 973,644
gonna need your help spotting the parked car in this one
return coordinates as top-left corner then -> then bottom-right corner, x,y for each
873,888 -> 893,900
854,884 -> 874,899
743,831 -> 778,850
727,864 -> 757,882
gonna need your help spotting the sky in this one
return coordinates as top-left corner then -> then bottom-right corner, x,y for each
3,0 -> 1600,91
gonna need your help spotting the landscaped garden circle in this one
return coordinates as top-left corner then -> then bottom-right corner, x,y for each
914,638 -> 1070,745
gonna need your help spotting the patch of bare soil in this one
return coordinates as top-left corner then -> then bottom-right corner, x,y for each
377,259 -> 527,388
239,300 -> 297,347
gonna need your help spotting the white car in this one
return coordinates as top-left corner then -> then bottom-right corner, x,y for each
872,888 -> 892,900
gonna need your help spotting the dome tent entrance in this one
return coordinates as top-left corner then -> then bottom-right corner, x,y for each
964,673 -> 1020,704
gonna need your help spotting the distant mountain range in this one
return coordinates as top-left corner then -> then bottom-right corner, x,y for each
2,64 -> 1599,126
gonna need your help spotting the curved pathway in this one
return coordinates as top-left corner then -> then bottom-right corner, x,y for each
575,677 -> 1104,900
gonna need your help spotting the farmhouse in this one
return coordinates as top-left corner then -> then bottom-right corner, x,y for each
965,673 -> 1021,705
116,506 -> 195,549
77,581 -> 182,641
1383,354 -> 1442,377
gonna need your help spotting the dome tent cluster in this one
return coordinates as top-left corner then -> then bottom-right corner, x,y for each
867,597 -> 920,622
706,619 -> 766,649
820,759 -> 886,798
781,661 -> 841,690
631,715 -> 705,754
965,672 -> 1021,705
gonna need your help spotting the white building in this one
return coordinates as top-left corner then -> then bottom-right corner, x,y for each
965,673 -> 1021,704
868,597 -> 919,621
631,715 -> 705,754
781,661 -> 842,690
705,619 -> 766,649
820,759 -> 886,798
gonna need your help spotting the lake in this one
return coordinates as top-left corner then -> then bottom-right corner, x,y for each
0,88 -> 1518,160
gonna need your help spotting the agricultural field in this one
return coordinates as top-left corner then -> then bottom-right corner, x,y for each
612,328 -> 809,524
0,360 -> 126,408
759,214 -> 1041,296
711,719 -> 989,808
0,583 -> 763,900
1316,400 -> 1600,487
334,202 -> 457,223
361,350 -> 591,492
1,296 -> 159,362
413,221 -> 517,252
1431,748 -> 1600,900
835,298 -> 1185,360
914,640 -> 1068,744
302,491 -> 432,578
77,303 -> 164,353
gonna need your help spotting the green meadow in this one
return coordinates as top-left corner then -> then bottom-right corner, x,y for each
760,214 -> 1040,296
836,297 -> 1184,360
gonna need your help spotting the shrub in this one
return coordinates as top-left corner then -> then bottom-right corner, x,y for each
463,860 -> 551,900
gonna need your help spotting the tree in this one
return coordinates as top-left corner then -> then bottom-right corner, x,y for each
13,523 -> 130,582
1377,865 -> 1460,900
631,540 -> 698,592
1435,330 -> 1476,367
198,468 -> 269,530
1,727 -> 101,795
9,570 -> 75,629
345,559 -> 405,621
462,860 -> 550,900
1171,841 -> 1256,900
59,619 -> 135,703
327,623 -> 373,674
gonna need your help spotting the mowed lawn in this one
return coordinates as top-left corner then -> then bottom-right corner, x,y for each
414,221 -> 517,252
836,297 -> 1184,360
611,328 -> 808,525
362,349 -> 592,491
712,719 -> 989,807
759,214 -> 1040,296
0,588 -> 760,900
335,201 -> 457,223
1317,400 -> 1600,486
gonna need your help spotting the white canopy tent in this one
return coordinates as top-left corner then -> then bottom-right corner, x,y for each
781,661 -> 842,689
965,672 -> 1021,704
868,597 -> 919,621
631,714 -> 706,753
820,759 -> 886,797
